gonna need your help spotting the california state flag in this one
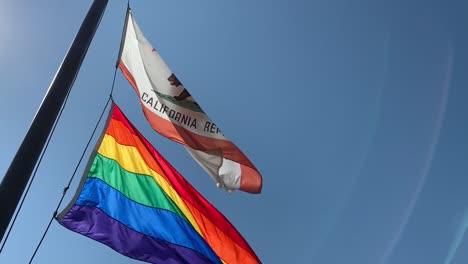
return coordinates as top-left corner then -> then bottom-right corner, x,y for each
118,9 -> 262,193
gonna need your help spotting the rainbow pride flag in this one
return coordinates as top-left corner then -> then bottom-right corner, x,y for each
57,103 -> 261,264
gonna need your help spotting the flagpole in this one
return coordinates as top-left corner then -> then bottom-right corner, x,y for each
0,0 -> 109,243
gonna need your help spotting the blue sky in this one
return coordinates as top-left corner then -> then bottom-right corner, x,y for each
1,0 -> 468,263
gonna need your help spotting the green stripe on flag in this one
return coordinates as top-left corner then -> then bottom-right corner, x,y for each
88,153 -> 188,222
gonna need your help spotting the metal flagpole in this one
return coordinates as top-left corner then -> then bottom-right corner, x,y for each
0,0 -> 109,243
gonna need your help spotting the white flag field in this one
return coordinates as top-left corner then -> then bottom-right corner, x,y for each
118,10 -> 262,193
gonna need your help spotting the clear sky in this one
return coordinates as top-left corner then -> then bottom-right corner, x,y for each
1,0 -> 468,263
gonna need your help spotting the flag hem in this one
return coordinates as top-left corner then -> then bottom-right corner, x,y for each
56,101 -> 115,221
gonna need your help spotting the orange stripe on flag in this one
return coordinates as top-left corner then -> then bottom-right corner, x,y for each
119,61 -> 262,193
110,105 -> 261,262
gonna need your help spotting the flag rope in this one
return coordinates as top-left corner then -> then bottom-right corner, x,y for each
0,74 -> 76,255
27,3 -> 130,256
28,96 -> 112,264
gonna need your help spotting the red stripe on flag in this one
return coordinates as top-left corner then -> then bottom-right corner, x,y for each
110,104 -> 261,262
118,61 -> 262,193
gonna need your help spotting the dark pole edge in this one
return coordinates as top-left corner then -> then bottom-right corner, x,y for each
0,0 -> 109,244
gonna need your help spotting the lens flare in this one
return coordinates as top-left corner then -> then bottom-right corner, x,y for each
378,42 -> 454,264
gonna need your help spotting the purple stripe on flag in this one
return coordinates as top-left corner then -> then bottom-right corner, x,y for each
59,205 -> 215,264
